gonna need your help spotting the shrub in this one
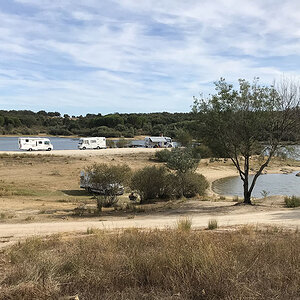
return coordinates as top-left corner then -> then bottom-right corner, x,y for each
130,166 -> 169,202
207,219 -> 218,230
167,148 -> 200,173
177,217 -> 192,231
176,172 -> 209,198
116,138 -> 129,148
191,144 -> 213,159
85,163 -> 131,210
155,149 -> 171,162
284,196 -> 300,208
106,140 -> 116,148
176,129 -> 193,146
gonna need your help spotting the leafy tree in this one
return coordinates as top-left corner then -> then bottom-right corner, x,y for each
193,78 -> 300,204
86,164 -> 131,210
167,148 -> 200,174
176,129 -> 193,146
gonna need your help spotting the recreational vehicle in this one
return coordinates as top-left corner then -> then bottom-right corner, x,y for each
18,137 -> 53,151
78,137 -> 106,150
144,136 -> 173,148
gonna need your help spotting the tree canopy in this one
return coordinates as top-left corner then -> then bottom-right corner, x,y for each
193,78 -> 300,204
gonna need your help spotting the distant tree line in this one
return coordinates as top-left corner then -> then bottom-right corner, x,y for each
0,107 -> 299,143
0,110 -> 197,139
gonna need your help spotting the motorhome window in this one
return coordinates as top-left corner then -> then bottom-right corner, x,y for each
79,140 -> 83,144
91,140 -> 96,143
44,141 -> 50,145
84,141 -> 89,144
26,139 -> 29,142
39,141 -> 43,144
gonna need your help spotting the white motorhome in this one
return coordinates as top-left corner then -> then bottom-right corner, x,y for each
18,137 -> 53,151
78,137 -> 106,150
144,136 -> 173,148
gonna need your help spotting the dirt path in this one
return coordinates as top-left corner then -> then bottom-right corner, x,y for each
1,207 -> 299,248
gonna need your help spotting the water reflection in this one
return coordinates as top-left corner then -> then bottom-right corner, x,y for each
212,171 -> 300,197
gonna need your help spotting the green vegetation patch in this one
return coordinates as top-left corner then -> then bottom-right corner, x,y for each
285,195 -> 300,208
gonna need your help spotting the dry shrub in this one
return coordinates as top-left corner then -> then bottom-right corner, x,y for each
284,195 -> 300,208
1,229 -> 300,299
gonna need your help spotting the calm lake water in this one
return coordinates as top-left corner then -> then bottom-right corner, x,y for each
0,137 -> 80,151
212,171 -> 300,197
0,137 -> 180,151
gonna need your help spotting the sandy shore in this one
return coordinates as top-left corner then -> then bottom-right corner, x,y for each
0,147 -> 161,157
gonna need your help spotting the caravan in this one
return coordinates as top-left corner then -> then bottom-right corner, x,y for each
18,137 -> 53,151
78,137 -> 106,150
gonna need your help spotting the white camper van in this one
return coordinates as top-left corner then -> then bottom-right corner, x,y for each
18,137 -> 53,151
144,136 -> 173,148
78,137 -> 106,150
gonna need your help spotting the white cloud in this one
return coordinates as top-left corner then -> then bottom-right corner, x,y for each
0,0 -> 299,114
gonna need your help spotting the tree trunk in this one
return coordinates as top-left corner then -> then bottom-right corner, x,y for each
243,156 -> 252,204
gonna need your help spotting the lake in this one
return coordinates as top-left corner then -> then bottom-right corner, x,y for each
0,136 -> 80,151
0,136 -> 180,151
212,171 -> 300,197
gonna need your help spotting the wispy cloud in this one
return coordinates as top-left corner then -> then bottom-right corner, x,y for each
0,0 -> 299,115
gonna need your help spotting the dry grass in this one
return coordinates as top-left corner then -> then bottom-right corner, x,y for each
176,217 -> 192,231
0,228 -> 299,300
207,219 -> 218,230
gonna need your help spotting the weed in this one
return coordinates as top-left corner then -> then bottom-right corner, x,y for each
207,219 -> 218,230
284,195 -> 300,208
177,217 -> 192,231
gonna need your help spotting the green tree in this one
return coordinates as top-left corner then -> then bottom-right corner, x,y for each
167,148 -> 200,174
176,129 -> 192,146
85,164 -> 131,210
193,78 -> 300,204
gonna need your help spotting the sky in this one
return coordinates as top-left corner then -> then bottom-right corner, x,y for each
0,0 -> 300,116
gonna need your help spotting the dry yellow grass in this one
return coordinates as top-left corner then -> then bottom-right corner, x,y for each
0,228 -> 299,299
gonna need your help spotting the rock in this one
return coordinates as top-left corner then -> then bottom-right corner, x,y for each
296,172 -> 300,177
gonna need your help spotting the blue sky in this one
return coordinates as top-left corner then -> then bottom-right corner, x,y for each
0,0 -> 299,115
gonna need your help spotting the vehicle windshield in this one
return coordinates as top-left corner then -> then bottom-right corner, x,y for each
78,139 -> 83,144
44,141 -> 50,145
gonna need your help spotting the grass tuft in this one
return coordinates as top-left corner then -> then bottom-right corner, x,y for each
207,219 -> 218,230
176,217 -> 192,231
284,195 -> 300,208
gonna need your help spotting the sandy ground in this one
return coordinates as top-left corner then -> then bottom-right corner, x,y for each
0,204 -> 299,248
0,148 -> 299,248
0,148 -> 160,157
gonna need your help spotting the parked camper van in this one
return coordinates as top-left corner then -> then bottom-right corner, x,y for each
78,137 -> 106,150
144,136 -> 173,148
18,137 -> 53,151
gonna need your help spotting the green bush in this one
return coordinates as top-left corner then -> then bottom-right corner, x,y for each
167,148 -> 200,173
85,163 -> 131,210
155,149 -> 171,162
116,138 -> 129,148
176,129 -> 192,146
131,167 -> 208,202
284,196 -> 300,208
130,166 -> 170,202
176,172 -> 209,198
191,144 -> 213,159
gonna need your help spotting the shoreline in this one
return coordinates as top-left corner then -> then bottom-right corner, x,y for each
0,149 -> 299,198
